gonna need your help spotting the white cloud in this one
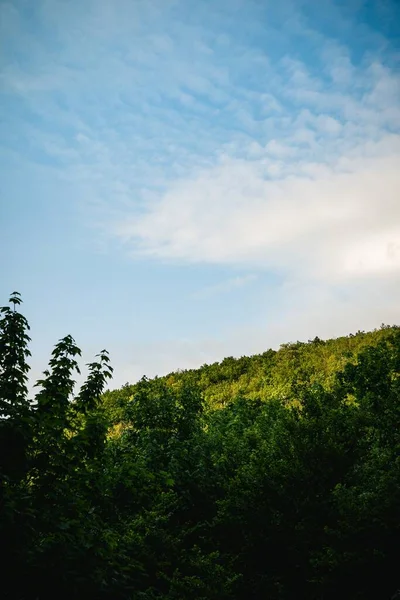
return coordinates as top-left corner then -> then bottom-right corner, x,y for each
265,139 -> 295,158
114,137 -> 400,283
321,40 -> 355,85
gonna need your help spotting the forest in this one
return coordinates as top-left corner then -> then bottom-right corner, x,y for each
1,291 -> 399,599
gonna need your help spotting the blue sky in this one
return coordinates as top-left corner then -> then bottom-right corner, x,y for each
1,0 -> 400,390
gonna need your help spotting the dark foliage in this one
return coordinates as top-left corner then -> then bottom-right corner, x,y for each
1,293 -> 399,599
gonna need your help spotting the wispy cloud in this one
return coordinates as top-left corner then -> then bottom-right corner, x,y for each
192,274 -> 257,299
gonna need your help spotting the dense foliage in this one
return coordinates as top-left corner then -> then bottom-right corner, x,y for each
1,292 -> 399,599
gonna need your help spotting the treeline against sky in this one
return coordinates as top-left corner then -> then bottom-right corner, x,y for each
1,292 -> 399,599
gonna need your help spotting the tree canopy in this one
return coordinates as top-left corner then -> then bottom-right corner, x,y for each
1,292 -> 399,599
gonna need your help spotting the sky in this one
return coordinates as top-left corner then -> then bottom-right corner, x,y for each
1,0 -> 400,391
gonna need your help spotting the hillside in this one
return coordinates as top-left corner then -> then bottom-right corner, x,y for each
102,324 -> 398,421
1,293 -> 399,600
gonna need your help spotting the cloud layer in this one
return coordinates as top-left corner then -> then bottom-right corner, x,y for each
117,140 -> 400,282
1,0 -> 400,385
